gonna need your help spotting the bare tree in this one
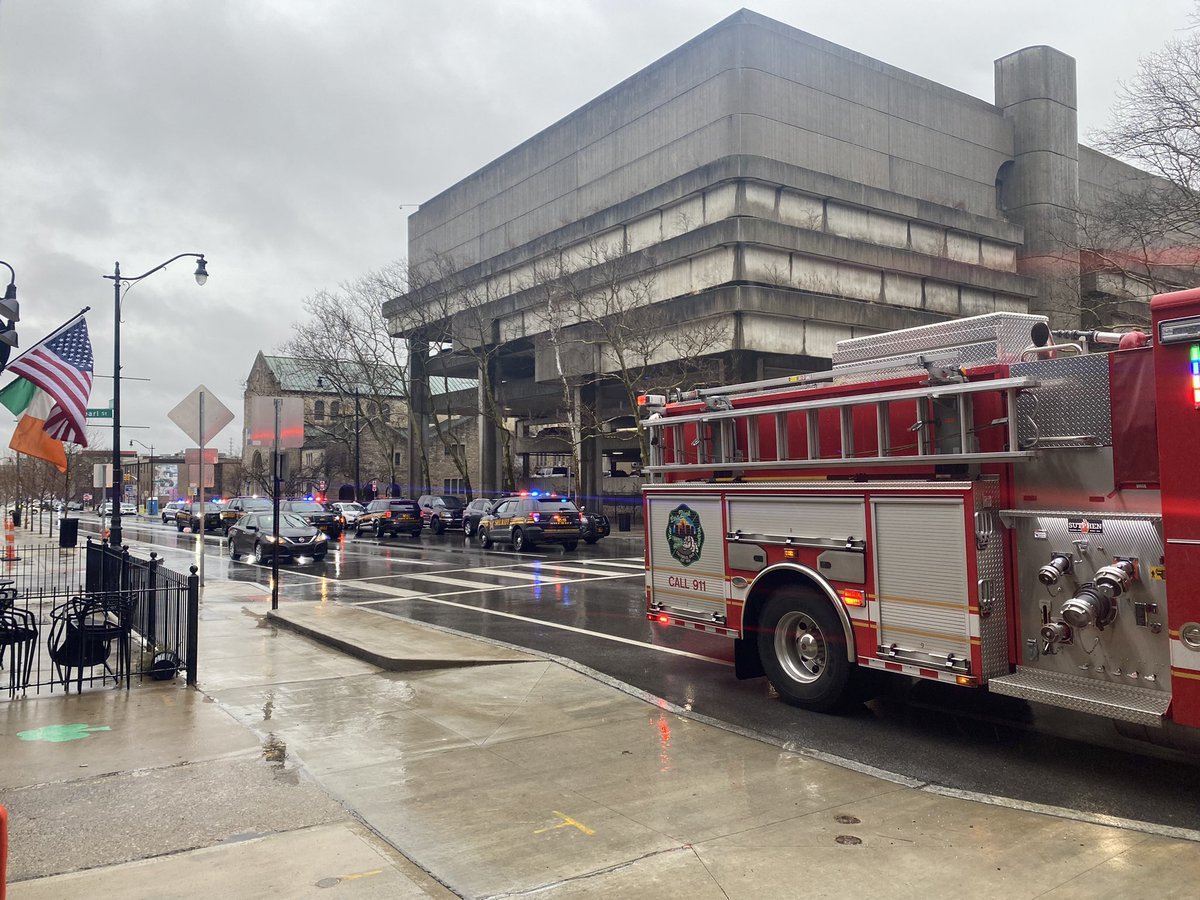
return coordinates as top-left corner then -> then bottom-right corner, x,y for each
282,264 -> 413,493
529,240 -> 729,466
392,254 -> 518,492
1081,9 -> 1200,321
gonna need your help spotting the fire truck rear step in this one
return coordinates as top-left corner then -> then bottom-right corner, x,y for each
988,666 -> 1171,727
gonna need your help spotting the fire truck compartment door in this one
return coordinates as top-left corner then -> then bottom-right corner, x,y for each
872,497 -> 971,668
647,496 -> 727,619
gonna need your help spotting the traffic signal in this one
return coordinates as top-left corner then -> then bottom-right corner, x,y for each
0,275 -> 17,371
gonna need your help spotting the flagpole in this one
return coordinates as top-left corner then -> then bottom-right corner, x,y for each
2,307 -> 91,370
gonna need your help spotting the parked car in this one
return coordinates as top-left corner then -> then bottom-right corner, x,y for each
221,496 -> 274,531
331,501 -> 366,527
463,497 -> 499,539
417,494 -> 465,534
176,502 -> 224,534
477,494 -> 584,552
99,500 -> 134,516
279,499 -> 343,537
160,499 -> 190,524
66,500 -> 83,511
227,511 -> 328,564
355,498 -> 422,538
580,508 -> 611,544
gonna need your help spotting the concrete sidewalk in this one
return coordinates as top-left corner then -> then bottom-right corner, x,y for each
4,574 -> 1200,898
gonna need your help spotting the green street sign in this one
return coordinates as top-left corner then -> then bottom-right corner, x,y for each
86,408 -> 113,419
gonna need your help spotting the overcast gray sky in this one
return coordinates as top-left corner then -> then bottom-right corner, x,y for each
0,0 -> 1194,460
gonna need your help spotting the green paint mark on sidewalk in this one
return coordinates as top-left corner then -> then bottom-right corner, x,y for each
16,723 -> 112,743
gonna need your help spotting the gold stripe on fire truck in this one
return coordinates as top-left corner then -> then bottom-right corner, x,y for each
1171,667 -> 1200,681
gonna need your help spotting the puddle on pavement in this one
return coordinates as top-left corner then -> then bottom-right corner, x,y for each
263,733 -> 287,764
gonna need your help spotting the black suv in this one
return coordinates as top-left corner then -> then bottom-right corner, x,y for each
279,499 -> 343,538
355,498 -> 422,538
417,494 -> 465,534
478,495 -> 584,552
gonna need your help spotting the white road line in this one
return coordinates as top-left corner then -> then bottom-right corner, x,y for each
575,560 -> 645,570
403,572 -> 522,591
342,580 -> 730,666
461,568 -> 570,583
519,563 -> 635,578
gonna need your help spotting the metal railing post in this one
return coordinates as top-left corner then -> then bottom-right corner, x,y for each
185,565 -> 199,686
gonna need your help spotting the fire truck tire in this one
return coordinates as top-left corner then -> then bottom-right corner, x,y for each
757,588 -> 852,712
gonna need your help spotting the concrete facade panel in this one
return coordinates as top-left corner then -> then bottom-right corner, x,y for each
886,115 -> 1011,186
961,286 -> 995,315
735,114 -> 892,191
803,318 -> 856,357
925,281 -> 960,314
739,315 -> 808,355
888,158 -> 999,216
883,272 -> 924,308
1004,98 -> 1079,157
981,239 -> 1018,272
868,211 -> 909,249
995,45 -> 1077,109
664,194 -> 706,238
778,190 -> 825,230
837,262 -> 884,302
743,246 -> 794,285
910,221 -> 945,257
656,257 -> 695,299
703,182 -> 738,224
744,181 -> 778,218
946,231 -> 981,265
626,211 -> 662,253
1000,150 -> 1081,211
691,247 -> 737,291
737,66 -> 892,151
995,293 -> 1029,313
792,255 -> 842,296
826,203 -> 872,243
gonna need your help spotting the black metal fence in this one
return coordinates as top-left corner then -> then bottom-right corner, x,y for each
0,539 -> 199,698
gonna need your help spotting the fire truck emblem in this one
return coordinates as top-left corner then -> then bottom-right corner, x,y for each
666,504 -> 704,566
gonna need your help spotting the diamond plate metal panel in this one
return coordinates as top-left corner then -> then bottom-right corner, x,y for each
988,666 -> 1170,726
975,480 -> 1011,680
834,313 -> 1047,367
1012,353 -> 1113,448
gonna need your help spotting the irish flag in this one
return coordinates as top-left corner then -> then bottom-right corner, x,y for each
0,377 -> 68,472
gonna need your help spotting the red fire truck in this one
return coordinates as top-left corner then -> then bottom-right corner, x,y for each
641,288 -> 1200,741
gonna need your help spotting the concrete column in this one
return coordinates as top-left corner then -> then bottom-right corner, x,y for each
479,355 -> 501,493
407,345 -> 429,495
575,384 -> 603,507
995,46 -> 1081,328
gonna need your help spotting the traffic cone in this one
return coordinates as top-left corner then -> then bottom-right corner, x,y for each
1,515 -> 18,563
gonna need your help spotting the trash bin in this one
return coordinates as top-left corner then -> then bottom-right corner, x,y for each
11,507 -> 21,528
59,516 -> 79,548
617,512 -> 632,532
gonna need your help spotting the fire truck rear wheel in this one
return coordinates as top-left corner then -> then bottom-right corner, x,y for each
757,588 -> 852,712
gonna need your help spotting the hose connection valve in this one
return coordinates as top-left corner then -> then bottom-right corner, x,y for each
1038,552 -> 1074,586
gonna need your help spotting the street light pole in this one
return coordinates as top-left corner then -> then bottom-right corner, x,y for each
103,254 -> 207,547
354,388 -> 361,504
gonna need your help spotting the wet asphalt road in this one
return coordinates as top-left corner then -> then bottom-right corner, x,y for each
80,513 -> 1200,833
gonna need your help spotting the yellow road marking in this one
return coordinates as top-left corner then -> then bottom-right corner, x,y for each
534,811 -> 595,836
341,869 -> 384,881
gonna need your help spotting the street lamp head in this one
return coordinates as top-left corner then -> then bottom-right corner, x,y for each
193,256 -> 208,286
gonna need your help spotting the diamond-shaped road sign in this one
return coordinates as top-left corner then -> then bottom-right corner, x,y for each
168,385 -> 234,446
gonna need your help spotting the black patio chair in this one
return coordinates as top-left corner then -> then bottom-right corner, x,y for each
0,604 -> 38,698
48,593 -> 135,694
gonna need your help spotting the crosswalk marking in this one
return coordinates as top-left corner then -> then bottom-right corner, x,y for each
403,572 -> 521,591
462,568 -> 570,583
575,559 -> 644,570
520,563 -> 639,579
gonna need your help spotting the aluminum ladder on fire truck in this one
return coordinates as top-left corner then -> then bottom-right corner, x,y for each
643,368 -> 1040,477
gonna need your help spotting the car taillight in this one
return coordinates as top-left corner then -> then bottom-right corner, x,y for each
531,512 -> 540,522
384,511 -> 392,518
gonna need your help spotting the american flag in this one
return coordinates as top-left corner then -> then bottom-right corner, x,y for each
9,316 -> 94,446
